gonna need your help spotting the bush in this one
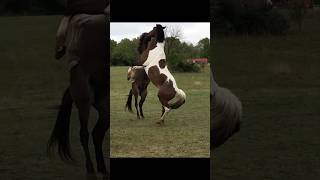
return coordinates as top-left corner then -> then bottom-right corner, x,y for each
171,61 -> 201,73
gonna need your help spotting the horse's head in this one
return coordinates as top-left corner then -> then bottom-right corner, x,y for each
148,24 -> 166,43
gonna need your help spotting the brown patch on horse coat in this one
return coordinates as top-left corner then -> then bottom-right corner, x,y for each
136,37 -> 157,65
158,80 -> 176,107
148,66 -> 167,87
147,66 -> 176,107
159,59 -> 166,69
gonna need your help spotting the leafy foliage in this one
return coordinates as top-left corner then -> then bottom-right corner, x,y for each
110,37 -> 209,72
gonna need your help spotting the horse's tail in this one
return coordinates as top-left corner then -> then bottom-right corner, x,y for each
47,88 -> 74,162
211,85 -> 242,149
125,89 -> 133,113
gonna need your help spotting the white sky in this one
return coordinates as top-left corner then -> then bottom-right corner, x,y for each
110,22 -> 210,46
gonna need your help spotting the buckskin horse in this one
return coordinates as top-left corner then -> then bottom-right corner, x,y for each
210,69 -> 242,149
47,3 -> 110,178
137,24 -> 186,125
125,33 -> 151,119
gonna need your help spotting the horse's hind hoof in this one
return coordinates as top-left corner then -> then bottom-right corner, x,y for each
156,121 -> 164,126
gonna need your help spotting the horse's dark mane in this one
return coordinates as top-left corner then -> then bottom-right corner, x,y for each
156,24 -> 165,42
137,33 -> 150,54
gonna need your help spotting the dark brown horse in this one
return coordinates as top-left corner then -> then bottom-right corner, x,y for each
125,33 -> 151,119
48,10 -> 109,178
137,24 -> 186,125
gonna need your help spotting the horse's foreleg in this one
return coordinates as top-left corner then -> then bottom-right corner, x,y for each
93,95 -> 109,176
139,89 -> 147,119
70,65 -> 94,174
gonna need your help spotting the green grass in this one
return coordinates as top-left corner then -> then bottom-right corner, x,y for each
0,16 -> 109,179
110,66 -> 210,157
212,11 -> 320,180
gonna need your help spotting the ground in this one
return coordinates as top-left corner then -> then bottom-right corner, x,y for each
212,11 -> 320,180
110,66 -> 210,157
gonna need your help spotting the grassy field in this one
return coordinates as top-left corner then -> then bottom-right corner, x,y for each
0,16 -> 109,179
110,66 -> 210,157
212,11 -> 320,180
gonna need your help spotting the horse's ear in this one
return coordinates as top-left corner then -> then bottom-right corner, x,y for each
162,26 -> 166,29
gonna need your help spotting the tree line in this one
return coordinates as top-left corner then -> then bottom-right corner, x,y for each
110,37 -> 209,72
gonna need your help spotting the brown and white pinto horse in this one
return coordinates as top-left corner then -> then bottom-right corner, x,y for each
210,69 -> 242,149
139,24 -> 186,125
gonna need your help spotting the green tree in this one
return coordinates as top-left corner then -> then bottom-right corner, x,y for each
111,38 -> 137,66
197,38 -> 210,58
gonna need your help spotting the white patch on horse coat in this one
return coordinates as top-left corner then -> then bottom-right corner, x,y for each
143,42 -> 178,89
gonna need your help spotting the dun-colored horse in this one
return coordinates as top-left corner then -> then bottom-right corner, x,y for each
125,33 -> 151,119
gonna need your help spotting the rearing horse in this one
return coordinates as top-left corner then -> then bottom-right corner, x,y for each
138,24 -> 186,125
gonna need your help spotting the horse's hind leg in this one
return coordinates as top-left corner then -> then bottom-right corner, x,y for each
139,89 -> 147,119
157,106 -> 170,125
70,65 -> 94,173
132,86 -> 140,119
93,92 -> 109,176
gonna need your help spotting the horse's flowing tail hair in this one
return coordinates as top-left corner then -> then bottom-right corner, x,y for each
125,89 -> 133,112
211,85 -> 242,149
47,88 -> 74,161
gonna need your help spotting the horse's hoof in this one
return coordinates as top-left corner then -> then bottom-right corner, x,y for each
156,121 -> 164,126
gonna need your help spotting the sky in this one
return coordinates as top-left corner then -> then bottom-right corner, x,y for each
110,23 -> 210,46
